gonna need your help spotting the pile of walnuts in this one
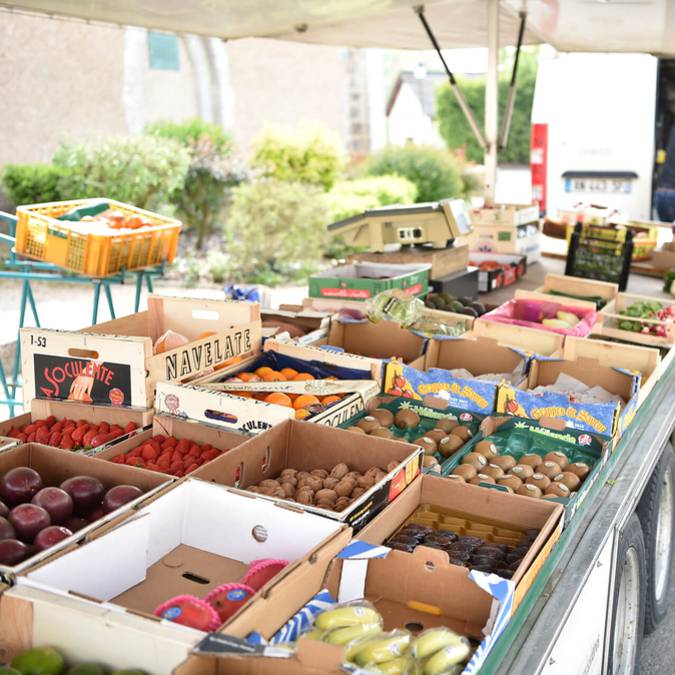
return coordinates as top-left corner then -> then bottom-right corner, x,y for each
246,461 -> 400,511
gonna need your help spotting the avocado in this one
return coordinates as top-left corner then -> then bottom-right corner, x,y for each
66,666 -> 105,675
459,296 -> 473,306
439,293 -> 455,304
448,301 -> 464,313
460,307 -> 478,317
470,301 -> 486,316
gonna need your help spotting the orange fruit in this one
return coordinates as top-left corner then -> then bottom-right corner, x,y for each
293,373 -> 315,381
238,372 -> 256,382
294,394 -> 320,410
322,395 -> 341,406
295,409 -> 312,420
265,392 -> 293,407
229,390 -> 253,398
281,368 -> 298,379
263,371 -> 287,382
255,366 -> 273,377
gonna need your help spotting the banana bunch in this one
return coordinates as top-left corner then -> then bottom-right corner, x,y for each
305,604 -> 472,674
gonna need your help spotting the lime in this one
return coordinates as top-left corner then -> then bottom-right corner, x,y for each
11,647 -> 64,675
0,667 -> 22,675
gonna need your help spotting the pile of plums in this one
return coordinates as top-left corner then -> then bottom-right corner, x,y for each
0,466 -> 144,566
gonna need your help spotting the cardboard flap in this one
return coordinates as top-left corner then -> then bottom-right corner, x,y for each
155,381 -> 294,435
295,638 -> 344,670
147,321 -> 262,384
20,328 -> 151,408
541,274 -> 618,300
148,295 -> 260,340
514,289 -> 598,310
471,321 -> 564,356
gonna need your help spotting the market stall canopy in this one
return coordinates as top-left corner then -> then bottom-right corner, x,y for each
4,0 -> 675,55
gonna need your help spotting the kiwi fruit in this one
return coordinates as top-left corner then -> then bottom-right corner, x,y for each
491,455 -> 517,472
482,464 -> 505,480
545,482 -> 571,498
510,464 -> 535,480
567,462 -> 591,480
370,408 -> 395,427
357,416 -> 381,433
425,428 -> 449,443
436,418 -> 459,433
555,471 -> 582,491
394,409 -> 420,429
452,464 -> 477,481
347,426 -> 366,434
414,436 -> 437,455
474,440 -> 498,459
470,473 -> 496,486
544,451 -> 569,469
451,426 -> 473,442
370,427 -> 394,439
538,461 -> 562,479
463,452 -> 488,470
497,475 -> 522,492
527,473 -> 551,490
517,484 -> 543,499
438,435 -> 464,457
520,453 -> 542,468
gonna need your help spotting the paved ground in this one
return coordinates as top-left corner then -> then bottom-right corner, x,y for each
642,560 -> 675,674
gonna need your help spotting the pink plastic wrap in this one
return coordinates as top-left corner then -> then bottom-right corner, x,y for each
481,298 -> 598,336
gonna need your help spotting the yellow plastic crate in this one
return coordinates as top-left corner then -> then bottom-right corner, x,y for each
16,198 -> 181,277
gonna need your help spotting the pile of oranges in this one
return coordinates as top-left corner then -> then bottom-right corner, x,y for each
224,366 -> 344,420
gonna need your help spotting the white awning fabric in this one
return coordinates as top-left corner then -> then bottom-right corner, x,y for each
3,0 -> 675,56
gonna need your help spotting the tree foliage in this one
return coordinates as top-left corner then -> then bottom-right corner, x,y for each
436,49 -> 538,164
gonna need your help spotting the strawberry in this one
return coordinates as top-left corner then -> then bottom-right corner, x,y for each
169,461 -> 183,475
71,426 -> 87,444
90,432 -> 117,448
48,432 -> 62,447
83,429 -> 97,447
163,437 -> 177,448
63,423 -> 76,434
201,443 -> 213,452
124,421 -> 138,433
202,449 -> 220,461
16,433 -> 27,443
24,424 -> 36,435
111,456 -> 124,464
185,463 -> 199,474
141,444 -> 159,461
173,469 -> 184,477
145,462 -> 159,472
109,424 -> 123,435
97,421 -> 110,434
45,416 -> 57,427
26,432 -> 36,443
176,438 -> 190,454
130,447 -> 143,457
154,434 -> 166,443
7,428 -> 21,439
154,595 -> 220,631
35,426 -> 50,444
50,421 -> 64,434
35,419 -> 49,429
188,443 -> 201,456
60,434 -> 75,451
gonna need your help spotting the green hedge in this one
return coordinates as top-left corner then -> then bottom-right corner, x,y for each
2,164 -> 66,206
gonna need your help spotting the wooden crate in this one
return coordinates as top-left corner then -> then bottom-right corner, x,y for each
600,293 -> 675,348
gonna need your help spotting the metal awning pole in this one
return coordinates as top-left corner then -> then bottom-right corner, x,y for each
499,11 -> 527,149
415,5 -> 487,151
484,0 -> 500,203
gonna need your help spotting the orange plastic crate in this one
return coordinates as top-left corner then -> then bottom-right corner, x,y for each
16,198 -> 181,277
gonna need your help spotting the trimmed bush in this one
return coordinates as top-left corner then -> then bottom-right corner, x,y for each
2,164 -> 65,206
146,118 -> 233,155
224,179 -> 328,285
251,123 -> 345,190
364,145 -> 463,203
53,136 -> 190,211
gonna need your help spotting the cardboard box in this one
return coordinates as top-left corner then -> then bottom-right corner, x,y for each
469,204 -> 539,227
358,474 -> 564,611
20,479 -> 352,642
496,349 -> 640,438
0,398 -> 153,452
468,252 -> 527,293
189,339 -> 380,431
261,305 -> 331,347
650,241 -> 675,272
565,336 -> 660,409
0,443 -> 171,580
439,417 -> 610,523
193,419 -> 423,531
383,335 -> 530,416
88,412 -> 248,477
479,290 -> 599,338
533,273 -> 618,310
0,584 -> 198,675
327,319 -> 428,378
348,244 -> 469,281
600,292 -> 675,348
20,295 -> 261,408
309,262 -> 430,302
187,541 -> 514,674
471,321 -> 564,356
